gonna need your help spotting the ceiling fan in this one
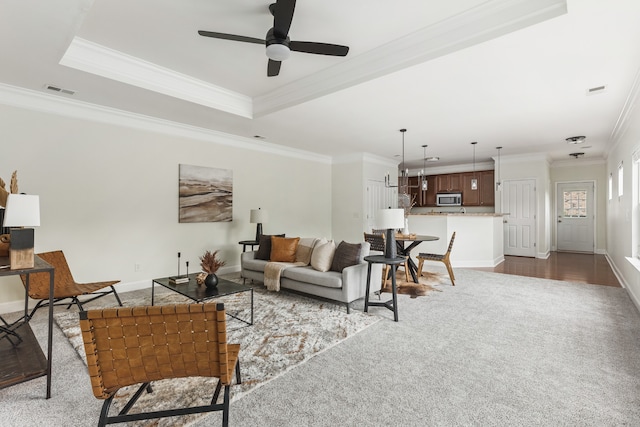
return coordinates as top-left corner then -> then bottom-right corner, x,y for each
198,0 -> 349,77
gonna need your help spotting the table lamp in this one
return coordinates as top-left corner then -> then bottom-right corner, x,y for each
376,208 -> 405,258
3,194 -> 40,269
250,208 -> 268,242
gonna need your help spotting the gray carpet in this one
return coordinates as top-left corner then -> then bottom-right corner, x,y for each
2,268 -> 640,426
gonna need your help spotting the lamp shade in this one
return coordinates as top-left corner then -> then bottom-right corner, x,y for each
376,208 -> 404,230
3,194 -> 40,227
250,209 -> 268,224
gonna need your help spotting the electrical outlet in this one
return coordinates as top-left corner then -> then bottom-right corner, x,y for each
134,263 -> 141,272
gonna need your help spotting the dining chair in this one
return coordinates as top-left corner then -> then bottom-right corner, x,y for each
79,303 -> 241,427
363,232 -> 410,284
416,232 -> 456,285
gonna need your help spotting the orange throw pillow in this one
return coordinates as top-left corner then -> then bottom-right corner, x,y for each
270,236 -> 300,263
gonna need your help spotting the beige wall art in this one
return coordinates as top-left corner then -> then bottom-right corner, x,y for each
179,164 -> 233,223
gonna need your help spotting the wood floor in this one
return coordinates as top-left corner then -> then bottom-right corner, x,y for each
472,252 -> 621,287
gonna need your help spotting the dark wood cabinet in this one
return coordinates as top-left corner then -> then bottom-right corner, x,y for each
410,170 -> 494,207
436,173 -> 462,192
461,170 -> 494,206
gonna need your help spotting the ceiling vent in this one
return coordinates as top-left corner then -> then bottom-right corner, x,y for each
45,84 -> 75,95
586,85 -> 606,96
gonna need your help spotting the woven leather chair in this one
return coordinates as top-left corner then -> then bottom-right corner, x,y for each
79,303 -> 241,427
20,250 -> 122,319
417,232 -> 456,285
363,232 -> 409,284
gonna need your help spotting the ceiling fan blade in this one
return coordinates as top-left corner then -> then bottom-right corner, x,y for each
289,41 -> 349,56
198,30 -> 264,45
267,59 -> 282,77
272,0 -> 296,38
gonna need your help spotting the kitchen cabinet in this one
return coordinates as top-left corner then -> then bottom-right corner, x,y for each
409,176 -> 436,207
436,173 -> 462,192
461,170 -> 494,206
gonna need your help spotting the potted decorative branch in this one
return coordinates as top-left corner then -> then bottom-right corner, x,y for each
198,250 -> 226,288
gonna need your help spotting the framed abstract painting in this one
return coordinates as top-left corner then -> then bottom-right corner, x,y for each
179,164 -> 232,223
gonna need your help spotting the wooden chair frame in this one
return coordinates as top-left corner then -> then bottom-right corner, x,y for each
417,232 -> 456,285
79,303 -> 241,427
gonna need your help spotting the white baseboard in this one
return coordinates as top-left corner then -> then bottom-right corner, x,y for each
0,267 -> 242,315
0,279 -> 153,315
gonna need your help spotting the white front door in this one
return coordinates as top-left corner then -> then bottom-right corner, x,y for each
556,182 -> 595,253
502,179 -> 537,257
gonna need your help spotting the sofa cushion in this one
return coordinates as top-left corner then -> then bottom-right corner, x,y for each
310,240 -> 335,272
330,241 -> 362,272
270,236 -> 300,262
282,266 -> 343,289
255,234 -> 285,260
242,257 -> 268,272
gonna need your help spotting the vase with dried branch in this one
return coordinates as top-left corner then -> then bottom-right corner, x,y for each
198,250 -> 226,288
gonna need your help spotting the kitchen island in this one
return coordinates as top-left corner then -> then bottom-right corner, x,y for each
406,213 -> 505,268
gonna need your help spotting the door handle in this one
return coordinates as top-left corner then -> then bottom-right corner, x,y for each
558,220 -> 562,223
503,220 -> 507,223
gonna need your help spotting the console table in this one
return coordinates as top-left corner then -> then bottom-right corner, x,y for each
0,255 -> 54,398
363,255 -> 406,322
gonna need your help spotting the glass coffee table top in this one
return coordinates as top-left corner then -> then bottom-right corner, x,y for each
152,273 -> 253,326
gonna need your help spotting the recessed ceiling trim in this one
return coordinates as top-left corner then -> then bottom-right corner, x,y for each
254,0 -> 567,117
0,83 -> 330,164
60,37 -> 253,118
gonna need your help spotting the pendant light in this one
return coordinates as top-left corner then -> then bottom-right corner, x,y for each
471,141 -> 478,190
420,145 -> 428,192
385,129 -> 409,190
495,146 -> 502,191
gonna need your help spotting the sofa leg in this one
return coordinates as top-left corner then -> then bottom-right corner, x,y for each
346,303 -> 351,314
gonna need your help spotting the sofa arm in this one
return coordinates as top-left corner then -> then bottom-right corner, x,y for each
241,250 -> 256,263
342,261 -> 382,303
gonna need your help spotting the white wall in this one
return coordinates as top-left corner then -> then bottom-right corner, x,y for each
0,101 -> 332,309
606,71 -> 640,310
549,161 -> 607,253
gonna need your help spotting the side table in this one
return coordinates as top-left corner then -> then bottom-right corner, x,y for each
0,255 -> 54,398
364,255 -> 406,322
238,240 -> 259,252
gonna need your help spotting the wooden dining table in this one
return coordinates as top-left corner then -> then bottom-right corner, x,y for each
395,234 -> 439,283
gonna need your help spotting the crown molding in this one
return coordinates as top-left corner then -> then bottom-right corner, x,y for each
0,83 -> 330,164
550,158 -> 606,168
253,0 -> 567,117
609,64 -> 640,154
60,37 -> 253,118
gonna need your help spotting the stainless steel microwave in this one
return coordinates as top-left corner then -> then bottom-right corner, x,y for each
437,193 -> 462,206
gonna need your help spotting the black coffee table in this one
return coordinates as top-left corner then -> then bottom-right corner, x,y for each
152,273 -> 254,326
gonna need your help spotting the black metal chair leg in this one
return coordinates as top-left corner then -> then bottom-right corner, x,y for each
222,385 -> 231,427
235,360 -> 242,384
111,286 -> 123,306
98,396 -> 115,427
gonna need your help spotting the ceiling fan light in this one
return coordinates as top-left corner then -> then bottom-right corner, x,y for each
266,44 -> 290,61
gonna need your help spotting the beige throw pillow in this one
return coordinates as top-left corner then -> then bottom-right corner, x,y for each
295,237 -> 319,266
310,240 -> 336,272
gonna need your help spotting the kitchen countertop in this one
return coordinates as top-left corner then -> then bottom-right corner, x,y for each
410,212 -> 508,217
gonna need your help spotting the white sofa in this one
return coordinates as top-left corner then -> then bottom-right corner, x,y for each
240,241 -> 383,313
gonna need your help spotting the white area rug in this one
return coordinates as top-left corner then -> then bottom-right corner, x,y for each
54,281 -> 380,427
